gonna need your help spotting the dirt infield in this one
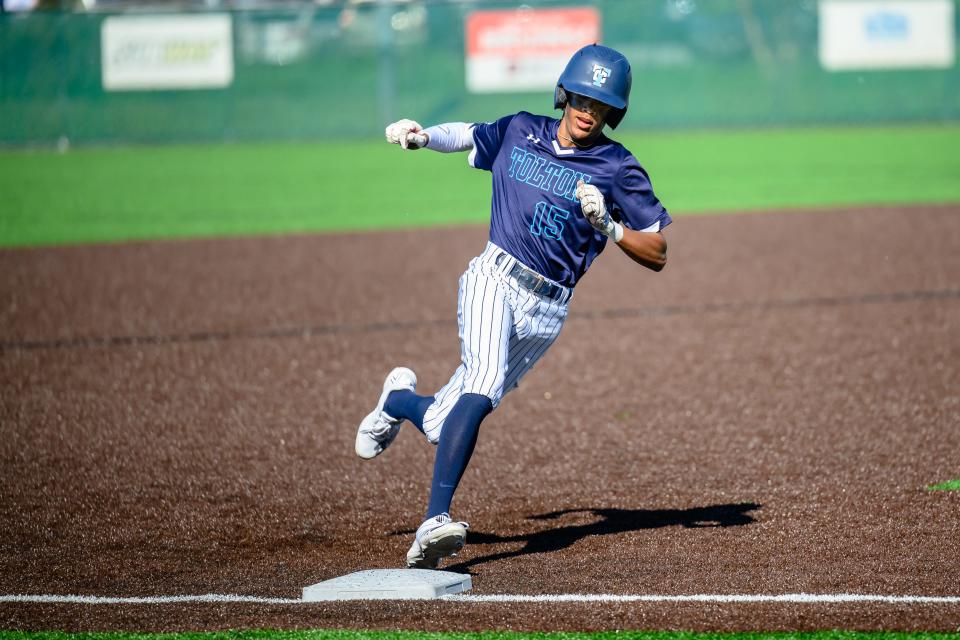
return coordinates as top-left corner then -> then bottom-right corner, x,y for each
1,205 -> 959,632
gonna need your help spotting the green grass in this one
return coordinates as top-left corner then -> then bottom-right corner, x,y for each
927,478 -> 960,491
1,124 -> 959,248
1,633 -> 959,640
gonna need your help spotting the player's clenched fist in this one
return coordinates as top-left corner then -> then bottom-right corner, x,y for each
575,180 -> 624,242
385,119 -> 428,150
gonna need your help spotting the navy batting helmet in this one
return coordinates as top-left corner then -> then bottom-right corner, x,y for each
554,44 -> 632,129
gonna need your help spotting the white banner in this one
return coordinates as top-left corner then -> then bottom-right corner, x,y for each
819,0 -> 955,70
102,15 -> 234,91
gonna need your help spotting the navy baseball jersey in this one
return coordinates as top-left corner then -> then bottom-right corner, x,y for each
469,111 -> 671,288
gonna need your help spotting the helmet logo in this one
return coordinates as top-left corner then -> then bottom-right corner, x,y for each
591,64 -> 611,87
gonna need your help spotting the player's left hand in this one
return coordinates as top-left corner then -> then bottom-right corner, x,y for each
576,180 -> 623,241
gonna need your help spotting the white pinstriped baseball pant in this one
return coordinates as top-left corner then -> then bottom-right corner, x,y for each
421,242 -> 572,443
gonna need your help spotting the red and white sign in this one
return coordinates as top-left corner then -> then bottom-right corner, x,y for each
465,7 -> 601,93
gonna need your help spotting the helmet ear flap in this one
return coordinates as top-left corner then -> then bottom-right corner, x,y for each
554,86 -> 568,110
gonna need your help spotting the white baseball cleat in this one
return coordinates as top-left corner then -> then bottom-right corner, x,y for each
355,367 -> 417,459
406,513 -> 469,569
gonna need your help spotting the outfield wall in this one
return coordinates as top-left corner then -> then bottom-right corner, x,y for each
2,0 -> 959,146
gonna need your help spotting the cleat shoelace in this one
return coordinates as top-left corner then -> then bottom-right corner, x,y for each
367,415 -> 398,438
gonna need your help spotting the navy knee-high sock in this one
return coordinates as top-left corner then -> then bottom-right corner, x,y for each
426,393 -> 493,518
384,389 -> 434,433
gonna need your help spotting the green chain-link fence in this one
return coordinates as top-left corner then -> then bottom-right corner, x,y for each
2,0 -> 958,146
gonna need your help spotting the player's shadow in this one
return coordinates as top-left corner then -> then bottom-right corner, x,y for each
443,502 -> 760,572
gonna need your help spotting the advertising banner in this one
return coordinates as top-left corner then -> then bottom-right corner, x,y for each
102,14 -> 234,91
819,0 -> 955,70
465,7 -> 601,93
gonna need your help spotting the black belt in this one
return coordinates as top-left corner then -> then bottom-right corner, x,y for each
504,259 -> 565,301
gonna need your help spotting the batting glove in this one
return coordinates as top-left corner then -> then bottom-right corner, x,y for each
385,118 -> 428,150
575,180 -> 624,242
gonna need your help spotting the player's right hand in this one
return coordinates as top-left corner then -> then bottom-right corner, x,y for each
385,119 -> 428,150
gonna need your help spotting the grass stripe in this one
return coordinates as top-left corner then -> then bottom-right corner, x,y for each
1,124 -> 959,248
927,479 -> 960,491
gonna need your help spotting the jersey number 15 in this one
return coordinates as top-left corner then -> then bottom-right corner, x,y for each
529,201 -> 570,240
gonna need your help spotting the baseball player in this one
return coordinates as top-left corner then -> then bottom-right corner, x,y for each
356,44 -> 671,569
